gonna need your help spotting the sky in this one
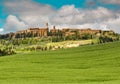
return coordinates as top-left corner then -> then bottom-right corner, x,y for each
0,0 -> 120,33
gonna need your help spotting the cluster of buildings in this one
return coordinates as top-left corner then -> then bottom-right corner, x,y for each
4,23 -> 114,39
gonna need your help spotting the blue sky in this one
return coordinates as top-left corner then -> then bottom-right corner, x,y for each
35,0 -> 86,8
0,1 -> 4,28
0,0 -> 120,33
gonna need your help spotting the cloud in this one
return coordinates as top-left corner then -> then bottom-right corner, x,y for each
85,0 -> 97,7
4,0 -> 55,28
105,14 -> 120,33
86,0 -> 120,5
4,15 -> 28,33
2,0 -> 120,33
0,28 -> 4,34
4,0 -> 56,16
51,5 -> 117,25
20,15 -> 50,28
99,0 -> 120,5
50,5 -> 81,25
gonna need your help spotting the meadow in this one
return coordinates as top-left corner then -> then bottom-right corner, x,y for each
0,41 -> 120,84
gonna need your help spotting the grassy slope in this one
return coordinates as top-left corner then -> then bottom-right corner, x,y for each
0,42 -> 120,84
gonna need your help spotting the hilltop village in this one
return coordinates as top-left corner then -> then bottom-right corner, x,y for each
0,23 -> 119,56
0,23 -> 116,40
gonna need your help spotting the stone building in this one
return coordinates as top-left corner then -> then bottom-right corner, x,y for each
27,28 -> 48,37
78,28 -> 101,34
2,23 -> 115,39
61,28 -> 101,37
14,23 -> 49,38
50,26 -> 59,33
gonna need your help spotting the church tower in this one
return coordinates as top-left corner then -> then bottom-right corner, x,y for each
45,23 -> 49,36
46,22 -> 50,32
46,23 -> 48,29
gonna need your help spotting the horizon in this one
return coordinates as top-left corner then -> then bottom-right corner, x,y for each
0,0 -> 120,34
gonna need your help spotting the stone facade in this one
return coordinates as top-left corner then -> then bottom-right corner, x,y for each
28,28 -> 48,37
50,26 -> 59,33
78,28 -> 101,34
61,28 -> 101,37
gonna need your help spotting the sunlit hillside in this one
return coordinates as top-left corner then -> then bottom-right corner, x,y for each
0,41 -> 120,84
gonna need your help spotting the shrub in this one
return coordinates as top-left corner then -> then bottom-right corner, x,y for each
0,47 -> 16,56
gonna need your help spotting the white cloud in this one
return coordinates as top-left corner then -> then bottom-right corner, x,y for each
20,15 -> 50,28
4,0 -> 55,28
51,6 -> 117,25
105,14 -> 120,33
50,5 -> 83,25
4,15 -> 28,33
58,5 -> 79,16
0,28 -> 4,34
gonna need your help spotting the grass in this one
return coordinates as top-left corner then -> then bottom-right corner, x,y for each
0,41 -> 120,84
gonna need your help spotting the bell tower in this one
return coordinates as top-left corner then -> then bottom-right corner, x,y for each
46,23 -> 48,29
46,23 -> 49,36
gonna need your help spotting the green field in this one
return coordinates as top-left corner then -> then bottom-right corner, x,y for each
0,42 -> 120,84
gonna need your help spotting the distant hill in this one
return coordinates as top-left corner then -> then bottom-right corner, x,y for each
0,23 -> 119,56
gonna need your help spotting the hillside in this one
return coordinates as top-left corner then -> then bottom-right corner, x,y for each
0,41 -> 120,84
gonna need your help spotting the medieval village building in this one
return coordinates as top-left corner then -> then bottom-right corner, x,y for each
0,23 -> 115,39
